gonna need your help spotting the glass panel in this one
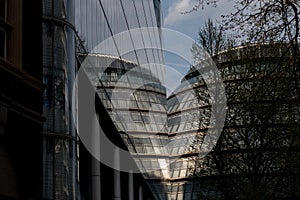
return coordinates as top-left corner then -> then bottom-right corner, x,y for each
0,0 -> 6,20
0,29 -> 5,58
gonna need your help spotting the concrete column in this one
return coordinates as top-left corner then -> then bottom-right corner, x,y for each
114,147 -> 121,200
91,158 -> 101,200
139,186 -> 143,200
129,171 -> 134,200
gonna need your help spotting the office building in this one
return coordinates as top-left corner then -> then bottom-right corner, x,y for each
0,0 -> 44,199
75,0 -> 169,199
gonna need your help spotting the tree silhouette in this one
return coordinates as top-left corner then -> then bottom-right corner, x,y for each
186,42 -> 300,199
191,18 -> 227,60
182,1 -> 300,198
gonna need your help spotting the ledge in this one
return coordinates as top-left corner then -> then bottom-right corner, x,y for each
0,18 -> 13,32
0,58 -> 45,92
0,95 -> 46,123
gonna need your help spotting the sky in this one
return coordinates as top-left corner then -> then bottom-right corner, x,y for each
161,0 -> 235,40
160,0 -> 235,96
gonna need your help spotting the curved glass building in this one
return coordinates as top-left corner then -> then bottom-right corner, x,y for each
167,43 -> 300,199
75,0 -> 168,199
42,0 -> 78,199
81,54 -> 169,199
167,64 -> 213,200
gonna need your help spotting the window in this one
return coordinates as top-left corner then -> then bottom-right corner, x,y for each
0,29 -> 5,58
131,112 -> 150,123
0,0 -> 6,20
0,0 -> 7,59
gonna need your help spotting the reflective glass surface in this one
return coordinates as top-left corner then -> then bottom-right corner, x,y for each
75,1 -> 168,198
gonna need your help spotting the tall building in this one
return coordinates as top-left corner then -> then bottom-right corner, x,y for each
42,0 -> 79,199
75,0 -> 169,199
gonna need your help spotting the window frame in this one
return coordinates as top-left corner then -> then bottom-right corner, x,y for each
0,0 -> 12,60
0,0 -> 7,20
0,27 -> 6,59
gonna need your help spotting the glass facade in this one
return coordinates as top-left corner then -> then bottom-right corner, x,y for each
75,0 -> 169,199
167,69 -> 213,199
77,1 -> 222,199
42,0 -> 78,199
81,54 -> 169,199
167,43 -> 300,199
75,0 -> 163,61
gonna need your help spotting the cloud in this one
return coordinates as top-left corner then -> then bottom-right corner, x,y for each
164,0 -> 197,26
162,0 -> 235,39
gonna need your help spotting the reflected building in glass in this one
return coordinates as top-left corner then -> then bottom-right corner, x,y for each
81,54 -> 170,199
75,0 -> 216,199
75,0 -> 170,199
